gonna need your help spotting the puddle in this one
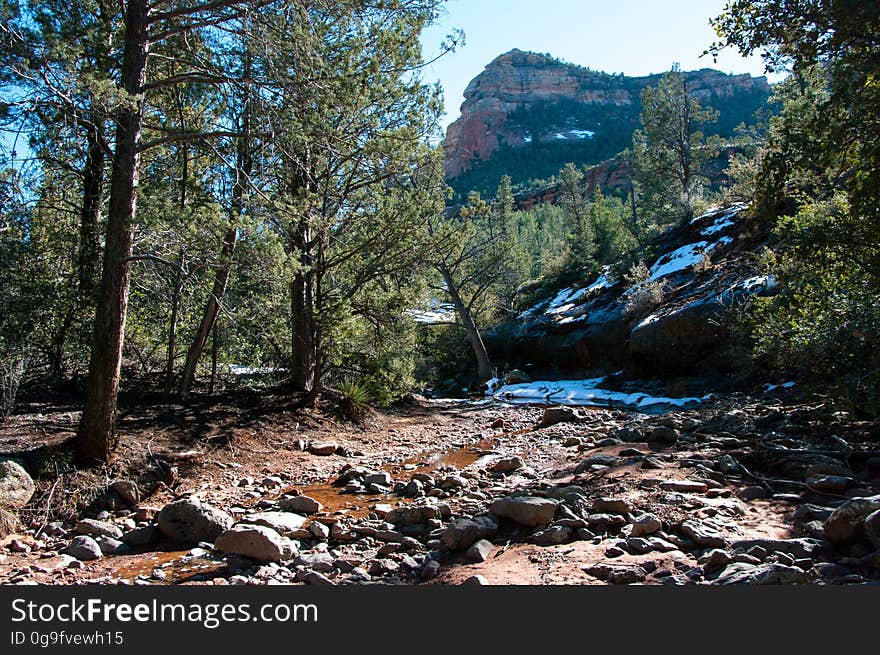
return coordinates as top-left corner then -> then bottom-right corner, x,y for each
111,549 -> 226,584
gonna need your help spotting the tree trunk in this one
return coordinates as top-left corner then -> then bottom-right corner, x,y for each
164,250 -> 184,396
76,0 -> 149,462
178,227 -> 237,399
290,236 -> 316,394
178,72 -> 251,400
78,124 -> 105,300
439,264 -> 493,381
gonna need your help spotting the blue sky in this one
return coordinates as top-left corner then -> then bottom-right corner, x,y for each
421,0 -> 777,132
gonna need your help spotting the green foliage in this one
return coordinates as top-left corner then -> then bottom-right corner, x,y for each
713,1 -> 880,414
631,66 -> 720,224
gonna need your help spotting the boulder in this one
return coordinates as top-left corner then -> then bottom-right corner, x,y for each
490,496 -> 558,527
157,498 -> 232,544
441,516 -> 498,551
76,518 -> 123,540
0,459 -> 35,509
65,536 -> 102,561
214,524 -> 296,563
824,495 -> 880,545
239,511 -> 308,534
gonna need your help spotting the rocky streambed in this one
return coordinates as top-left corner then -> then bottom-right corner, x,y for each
2,391 -> 880,586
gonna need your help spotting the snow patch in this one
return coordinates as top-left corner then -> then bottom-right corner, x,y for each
571,129 -> 595,139
490,378 -> 705,412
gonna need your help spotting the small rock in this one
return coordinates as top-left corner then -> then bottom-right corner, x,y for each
309,521 -> 330,540
807,474 -> 853,494
386,504 -> 442,526
532,526 -> 573,546
309,442 -> 338,456
489,456 -> 524,473
466,539 -> 493,562
279,496 -> 323,515
714,562 -> 811,585
574,455 -> 623,473
681,520 -> 726,548
241,511 -> 308,534
462,574 -> 489,585
648,426 -> 679,444
591,498 -> 631,515
403,479 -> 424,497
539,406 -> 579,428
660,479 -> 708,493
737,486 -> 768,501
702,549 -> 731,575
630,513 -> 662,537
365,472 -> 392,487
121,525 -> 159,547
441,516 -> 498,551
110,480 -> 140,505
95,536 -> 129,555
584,564 -> 646,585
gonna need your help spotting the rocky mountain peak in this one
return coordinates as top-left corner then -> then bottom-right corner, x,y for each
442,49 -> 771,190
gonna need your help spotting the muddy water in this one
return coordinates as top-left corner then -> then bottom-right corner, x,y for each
93,439 -> 501,583
111,549 -> 226,584
293,438 -> 498,518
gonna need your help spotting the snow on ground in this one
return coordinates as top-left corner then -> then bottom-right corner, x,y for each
648,241 -> 712,281
571,129 -> 595,139
691,202 -> 748,225
763,381 -> 796,392
490,378 -> 705,412
648,234 -> 735,282
555,133 -> 567,140
408,302 -> 456,325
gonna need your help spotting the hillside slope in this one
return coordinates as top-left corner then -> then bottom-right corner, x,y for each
486,204 -> 777,381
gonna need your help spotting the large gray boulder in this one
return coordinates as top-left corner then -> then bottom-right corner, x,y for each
0,459 -> 35,509
490,496 -> 558,527
214,524 -> 297,563
157,497 -> 232,544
